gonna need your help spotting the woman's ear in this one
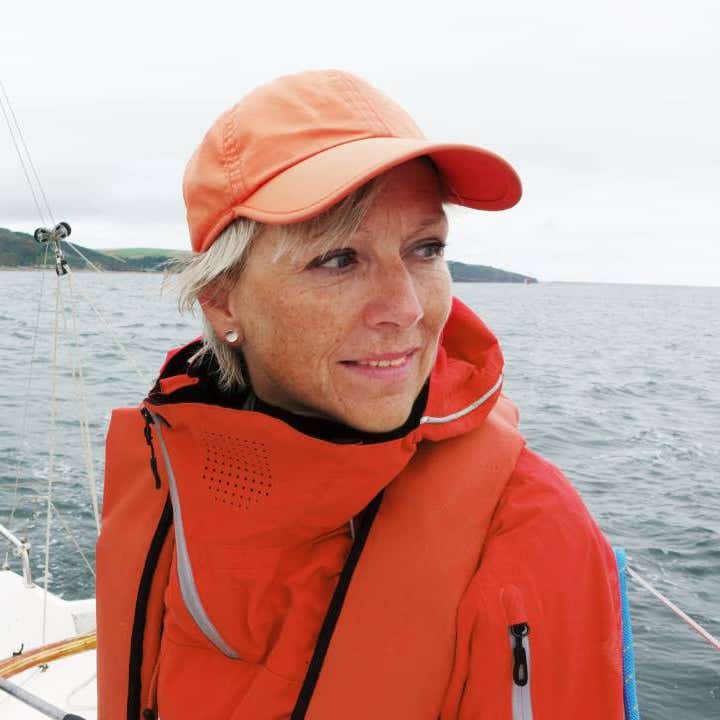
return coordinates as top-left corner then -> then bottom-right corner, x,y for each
199,283 -> 245,345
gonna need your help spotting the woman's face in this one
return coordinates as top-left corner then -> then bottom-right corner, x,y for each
210,158 -> 452,432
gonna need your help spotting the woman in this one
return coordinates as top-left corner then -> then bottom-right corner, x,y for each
96,69 -> 626,719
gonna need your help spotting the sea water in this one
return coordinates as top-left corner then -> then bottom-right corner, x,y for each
0,270 -> 718,719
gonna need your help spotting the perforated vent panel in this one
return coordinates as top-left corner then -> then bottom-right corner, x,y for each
201,431 -> 272,509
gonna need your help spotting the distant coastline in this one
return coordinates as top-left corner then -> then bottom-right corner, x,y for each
0,227 -> 539,284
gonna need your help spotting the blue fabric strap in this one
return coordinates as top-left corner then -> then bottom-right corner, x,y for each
613,546 -> 641,720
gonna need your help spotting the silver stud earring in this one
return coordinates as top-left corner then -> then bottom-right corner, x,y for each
224,329 -> 239,343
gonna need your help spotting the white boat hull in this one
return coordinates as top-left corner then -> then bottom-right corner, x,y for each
0,570 -> 97,719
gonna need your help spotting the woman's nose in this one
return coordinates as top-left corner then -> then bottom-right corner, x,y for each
363,261 -> 424,329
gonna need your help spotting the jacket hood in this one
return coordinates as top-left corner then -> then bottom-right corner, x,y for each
420,296 -> 506,442
142,295 -> 511,547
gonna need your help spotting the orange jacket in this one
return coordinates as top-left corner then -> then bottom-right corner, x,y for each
96,298 -> 624,719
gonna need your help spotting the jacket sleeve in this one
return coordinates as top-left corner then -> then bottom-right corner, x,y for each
440,446 -> 625,720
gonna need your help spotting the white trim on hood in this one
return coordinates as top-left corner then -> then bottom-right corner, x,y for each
419,373 -> 503,426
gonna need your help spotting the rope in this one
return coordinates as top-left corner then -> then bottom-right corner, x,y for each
66,671 -> 97,709
41,276 -> 62,644
65,273 -> 100,532
627,564 -> 720,651
50,502 -> 95,579
66,267 -> 150,386
0,80 -> 49,227
3,244 -> 50,542
61,241 -> 105,274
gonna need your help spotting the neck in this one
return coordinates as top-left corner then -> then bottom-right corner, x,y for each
245,382 -> 430,445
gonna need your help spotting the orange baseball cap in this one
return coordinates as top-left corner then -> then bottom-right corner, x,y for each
183,69 -> 522,253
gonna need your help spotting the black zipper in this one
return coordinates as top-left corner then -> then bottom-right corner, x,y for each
126,496 -> 173,720
510,622 -> 530,686
140,407 -> 162,490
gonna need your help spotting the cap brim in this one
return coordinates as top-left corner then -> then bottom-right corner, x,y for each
201,137 -> 522,250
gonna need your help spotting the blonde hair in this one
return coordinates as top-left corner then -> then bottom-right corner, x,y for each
171,157 -> 450,392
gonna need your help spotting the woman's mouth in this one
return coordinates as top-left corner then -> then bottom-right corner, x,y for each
340,349 -> 418,379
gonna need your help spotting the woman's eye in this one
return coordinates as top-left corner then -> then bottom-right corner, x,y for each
307,249 -> 357,271
322,253 -> 355,269
414,240 -> 446,259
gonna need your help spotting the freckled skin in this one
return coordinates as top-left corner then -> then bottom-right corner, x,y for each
203,158 -> 453,432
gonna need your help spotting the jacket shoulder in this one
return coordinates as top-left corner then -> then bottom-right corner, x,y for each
487,444 -> 608,546
479,445 -> 622,617
440,446 -> 625,719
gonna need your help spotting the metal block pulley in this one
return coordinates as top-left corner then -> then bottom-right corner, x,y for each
34,221 -> 71,275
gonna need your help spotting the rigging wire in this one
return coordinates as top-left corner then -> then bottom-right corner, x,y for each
66,267 -> 150,386
627,565 -> 720,652
50,501 -> 95,579
64,274 -> 100,532
3,244 -> 50,546
0,79 -> 54,225
66,669 -> 98,710
41,276 -> 62,644
61,237 -> 105,274
0,78 -> 104,273
0,82 -> 48,227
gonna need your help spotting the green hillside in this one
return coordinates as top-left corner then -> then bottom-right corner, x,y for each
0,228 -> 180,272
447,260 -> 537,283
1,227 -> 538,283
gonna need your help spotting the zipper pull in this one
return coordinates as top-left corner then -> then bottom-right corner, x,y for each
140,407 -> 162,489
510,622 -> 530,686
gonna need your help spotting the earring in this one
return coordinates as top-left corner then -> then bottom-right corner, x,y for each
224,329 -> 239,343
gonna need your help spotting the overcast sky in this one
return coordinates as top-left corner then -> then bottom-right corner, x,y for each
2,1 -> 719,285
